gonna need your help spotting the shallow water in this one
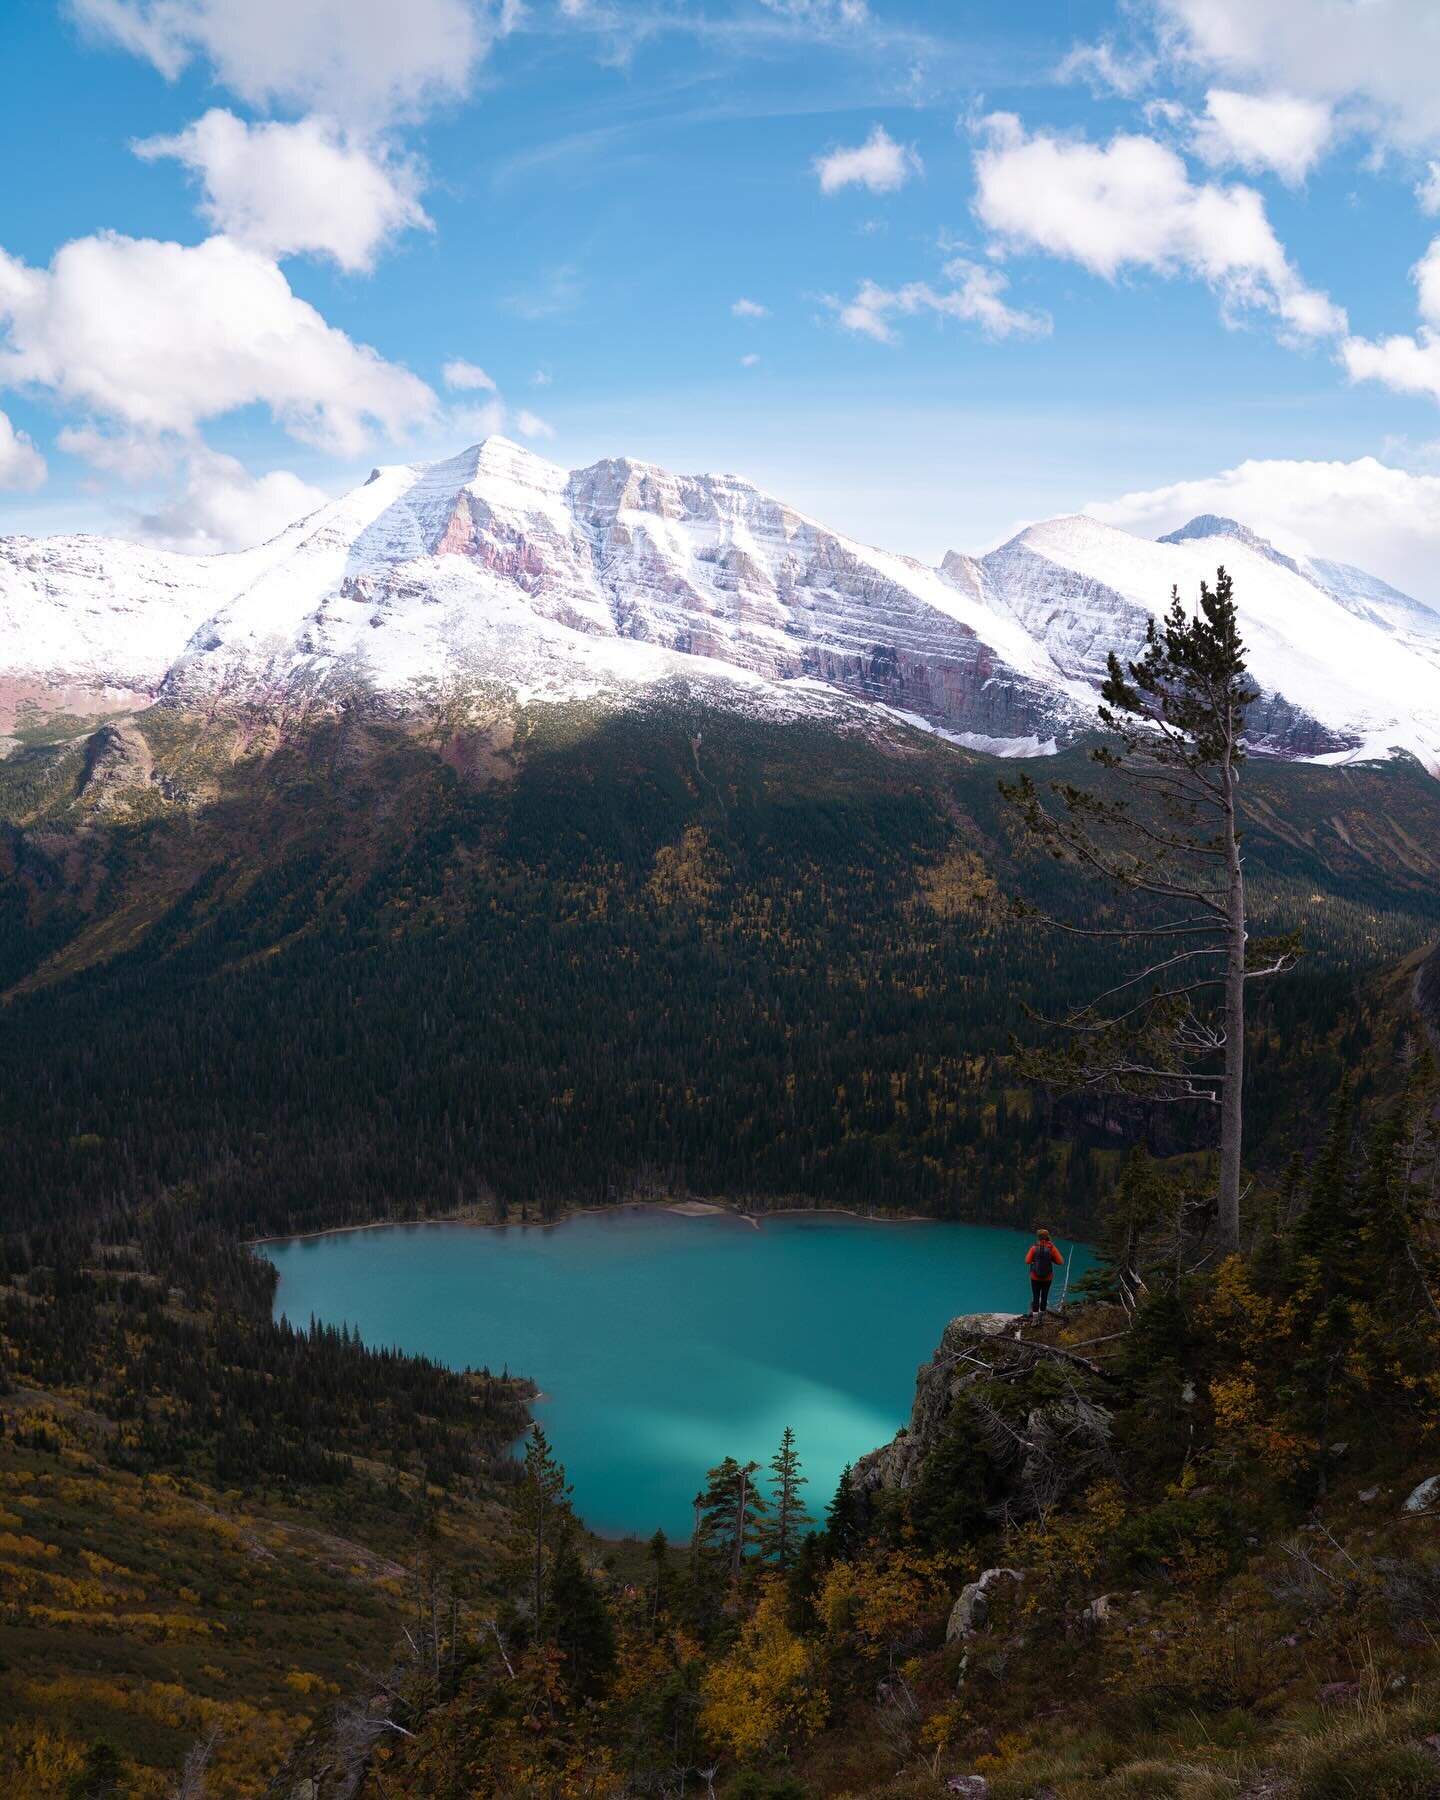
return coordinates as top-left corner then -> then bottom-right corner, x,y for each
263,1209 -> 1093,1539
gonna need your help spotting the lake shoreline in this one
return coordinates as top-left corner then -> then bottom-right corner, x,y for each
248,1198 -> 996,1249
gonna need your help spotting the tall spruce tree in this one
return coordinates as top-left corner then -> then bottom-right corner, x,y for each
758,1426 -> 812,1573
699,1455 -> 766,1584
519,1424 -> 574,1632
1001,569 -> 1299,1251
824,1464 -> 863,1560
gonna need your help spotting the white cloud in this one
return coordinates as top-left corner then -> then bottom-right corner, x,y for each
133,111 -> 429,272
514,409 -> 555,440
1056,40 -> 1156,98
443,359 -> 497,391
530,366 -> 552,385
132,448 -> 327,553
450,398 -> 507,439
832,259 -> 1050,345
56,424 -> 178,482
1089,454 -> 1440,603
973,114 -> 1346,342
1192,89 -> 1333,185
73,0 -> 505,125
740,353 -> 761,367
731,297 -> 769,318
814,125 -> 920,196
760,0 -> 868,24
1340,237 -> 1440,406
0,232 -> 435,456
1156,0 -> 1440,153
1418,163 -> 1440,214
0,410 -> 46,491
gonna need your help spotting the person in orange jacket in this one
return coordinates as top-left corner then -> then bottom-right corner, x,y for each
1025,1228 -> 1064,1317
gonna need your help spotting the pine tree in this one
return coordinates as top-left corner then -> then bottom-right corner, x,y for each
1001,569 -> 1300,1251
519,1424 -> 573,1632
647,1527 -> 669,1630
699,1456 -> 766,1584
1297,1079 -> 1355,1286
758,1426 -> 812,1574
824,1464 -> 862,1560
545,1539 -> 616,1696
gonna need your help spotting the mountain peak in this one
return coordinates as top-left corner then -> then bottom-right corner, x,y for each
1157,514 -> 1302,577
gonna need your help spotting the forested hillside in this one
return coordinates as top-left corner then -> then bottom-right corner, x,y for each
4,700 -> 1438,1241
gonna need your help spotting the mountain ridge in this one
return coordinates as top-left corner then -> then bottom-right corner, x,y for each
4,435 -> 1440,774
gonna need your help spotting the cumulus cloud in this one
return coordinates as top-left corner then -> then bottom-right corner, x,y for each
814,125 -> 919,195
0,232 -> 435,456
1191,89 -> 1333,185
973,114 -> 1345,342
832,259 -> 1050,345
132,448 -> 327,553
72,0 -> 506,125
443,359 -> 497,391
1089,454 -> 1440,603
740,353 -> 761,367
1339,237 -> 1440,407
731,297 -> 769,318
1417,163 -> 1440,215
514,409 -> 555,440
1156,0 -> 1440,153
133,111 -> 429,272
0,410 -> 46,491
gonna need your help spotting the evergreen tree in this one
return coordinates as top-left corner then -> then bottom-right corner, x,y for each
1298,1079 -> 1356,1286
545,1539 -> 616,1696
758,1425 -> 812,1573
646,1527 -> 669,1630
1001,569 -> 1300,1251
824,1463 -> 863,1560
698,1455 -> 766,1584
519,1424 -> 574,1632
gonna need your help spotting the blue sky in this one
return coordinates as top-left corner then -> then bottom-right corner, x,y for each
5,0 -> 1440,595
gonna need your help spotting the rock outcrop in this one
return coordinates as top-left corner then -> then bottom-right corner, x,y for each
946,1568 -> 1023,1643
853,1309 -> 1114,1524
853,1311 -> 1016,1494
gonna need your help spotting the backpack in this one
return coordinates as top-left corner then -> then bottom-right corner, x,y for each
1030,1242 -> 1055,1279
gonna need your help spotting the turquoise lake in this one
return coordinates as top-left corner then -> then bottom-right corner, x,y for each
262,1210 -> 1093,1540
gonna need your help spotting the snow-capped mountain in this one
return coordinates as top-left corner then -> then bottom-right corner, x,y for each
4,436 -> 1440,774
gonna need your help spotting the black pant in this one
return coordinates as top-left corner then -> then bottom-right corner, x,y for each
1030,1278 -> 1052,1314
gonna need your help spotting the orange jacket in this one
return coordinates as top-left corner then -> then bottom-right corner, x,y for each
1026,1242 -> 1063,1278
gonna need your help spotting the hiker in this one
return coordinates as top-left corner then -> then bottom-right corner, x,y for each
1025,1228 -> 1064,1316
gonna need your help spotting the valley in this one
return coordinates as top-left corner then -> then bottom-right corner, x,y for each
3,449 -> 1440,1798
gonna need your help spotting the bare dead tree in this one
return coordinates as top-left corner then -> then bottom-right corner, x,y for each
1001,568 -> 1300,1251
170,1726 -> 221,1800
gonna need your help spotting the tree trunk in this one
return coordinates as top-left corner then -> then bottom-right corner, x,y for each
1219,752 -> 1246,1253
533,1510 -> 544,1633
730,1467 -> 747,1586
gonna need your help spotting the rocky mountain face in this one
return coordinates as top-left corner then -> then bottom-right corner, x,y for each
4,436 -> 1440,775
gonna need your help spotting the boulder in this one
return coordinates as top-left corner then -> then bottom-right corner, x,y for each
1403,1475 -> 1440,1513
946,1567 -> 1022,1643
945,1779 -> 989,1798
1081,1593 -> 1117,1628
